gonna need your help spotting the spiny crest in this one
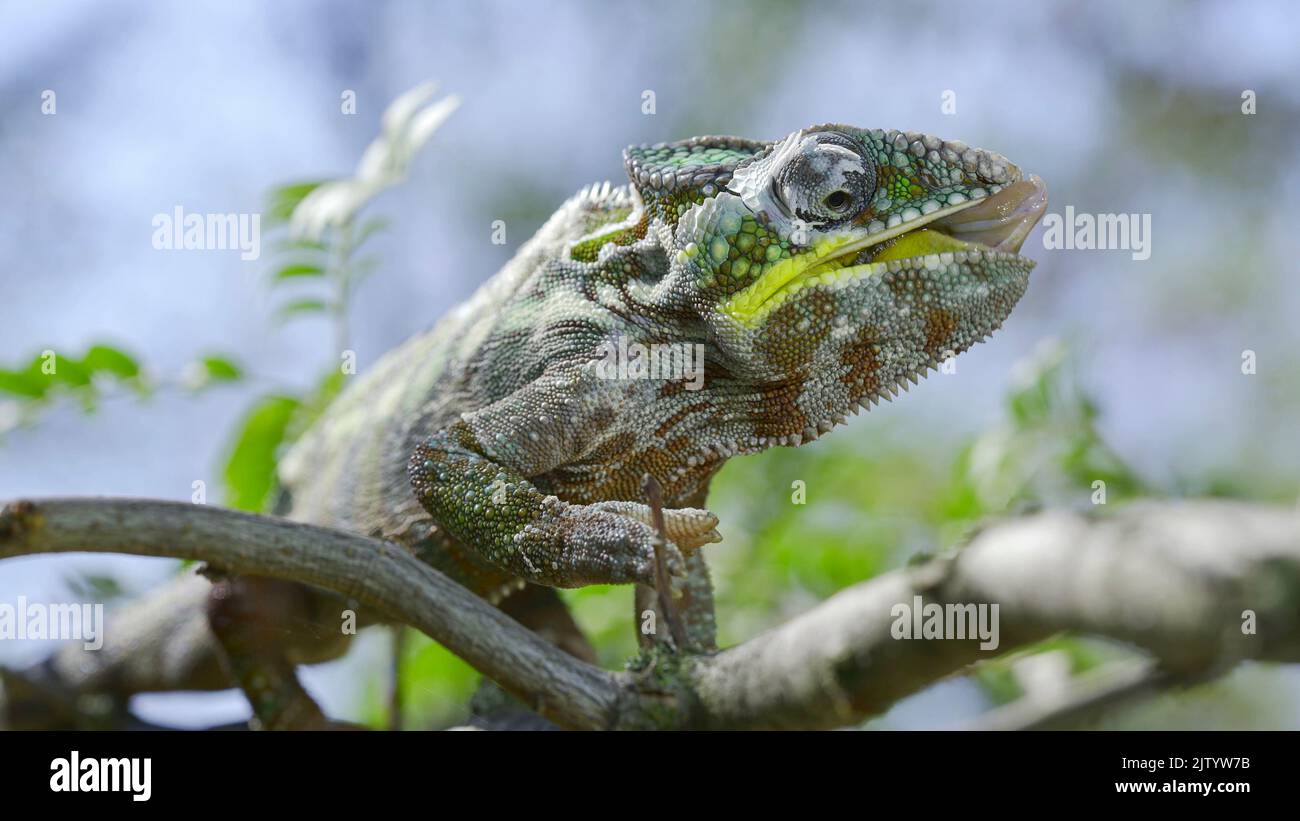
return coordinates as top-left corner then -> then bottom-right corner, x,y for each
623,135 -> 768,226
566,180 -> 642,263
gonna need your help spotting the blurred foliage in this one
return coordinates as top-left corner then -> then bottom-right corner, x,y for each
0,345 -> 144,408
218,85 -> 459,518
222,395 -> 301,513
0,343 -> 243,439
62,572 -> 128,606
262,181 -> 386,331
218,370 -> 347,514
360,629 -> 480,729
1,82 -> 461,727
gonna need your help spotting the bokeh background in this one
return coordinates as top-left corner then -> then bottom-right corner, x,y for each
2,0 -> 1298,729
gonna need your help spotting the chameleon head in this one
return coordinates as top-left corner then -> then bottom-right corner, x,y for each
629,125 -> 1047,442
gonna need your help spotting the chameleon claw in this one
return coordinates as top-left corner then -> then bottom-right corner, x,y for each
587,500 -> 721,553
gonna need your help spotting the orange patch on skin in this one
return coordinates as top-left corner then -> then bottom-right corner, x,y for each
751,378 -> 808,440
923,308 -> 959,359
586,430 -> 639,462
840,326 -> 884,399
654,400 -> 712,440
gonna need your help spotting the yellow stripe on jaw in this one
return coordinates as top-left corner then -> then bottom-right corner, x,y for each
718,234 -> 856,322
869,228 -> 977,262
719,229 -> 983,326
718,197 -> 986,326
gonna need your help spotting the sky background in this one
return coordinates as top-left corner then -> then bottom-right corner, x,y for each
2,0 -> 1299,728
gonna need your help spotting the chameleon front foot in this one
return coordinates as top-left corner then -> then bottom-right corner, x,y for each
408,430 -> 721,590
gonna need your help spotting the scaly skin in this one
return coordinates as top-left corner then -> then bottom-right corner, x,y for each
282,124 -> 1045,601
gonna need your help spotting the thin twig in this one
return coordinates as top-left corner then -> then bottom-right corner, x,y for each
640,474 -> 687,649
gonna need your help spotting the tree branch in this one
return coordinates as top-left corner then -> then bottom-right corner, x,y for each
0,498 -> 622,730
3,497 -> 1299,730
954,659 -> 1170,731
684,501 -> 1300,729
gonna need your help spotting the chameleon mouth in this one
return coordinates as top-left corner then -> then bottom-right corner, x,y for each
722,175 -> 1047,323
862,175 -> 1048,263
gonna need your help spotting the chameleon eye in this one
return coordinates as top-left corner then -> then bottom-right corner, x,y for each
823,189 -> 852,212
774,131 -> 875,229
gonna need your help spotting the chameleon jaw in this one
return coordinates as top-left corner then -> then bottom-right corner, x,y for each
721,175 -> 1047,325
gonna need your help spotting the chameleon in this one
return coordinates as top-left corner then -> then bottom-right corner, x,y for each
12,123 -> 1047,729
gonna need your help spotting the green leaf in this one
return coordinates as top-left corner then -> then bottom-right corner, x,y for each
184,354 -> 244,392
199,356 -> 243,382
49,356 -> 92,389
275,298 -> 330,322
0,368 -> 47,399
271,263 -> 325,282
82,345 -> 140,379
222,395 -> 301,512
276,237 -> 329,254
264,180 -> 327,226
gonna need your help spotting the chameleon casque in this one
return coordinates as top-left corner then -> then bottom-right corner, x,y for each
26,124 -> 1048,729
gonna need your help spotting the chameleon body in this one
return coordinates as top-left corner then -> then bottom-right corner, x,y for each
280,124 -> 1046,608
